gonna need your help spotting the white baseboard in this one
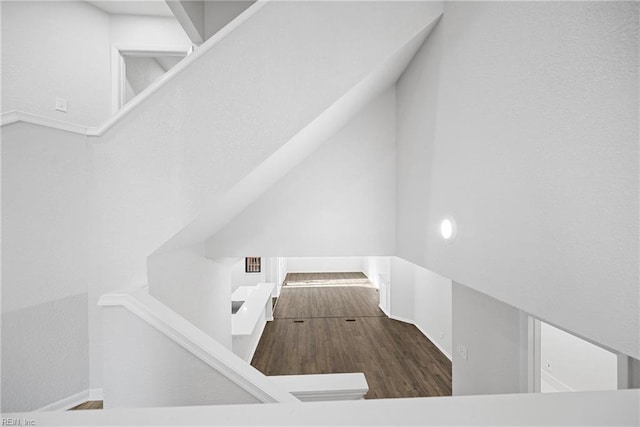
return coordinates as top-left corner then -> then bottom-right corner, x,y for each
414,324 -> 452,361
389,315 -> 452,361
89,388 -> 104,400
378,304 -> 390,317
36,390 -> 88,412
35,388 -> 104,412
389,314 -> 413,324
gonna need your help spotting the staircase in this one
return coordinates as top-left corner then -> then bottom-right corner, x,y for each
89,0 -> 443,408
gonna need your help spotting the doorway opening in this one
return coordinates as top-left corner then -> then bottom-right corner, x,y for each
111,45 -> 192,112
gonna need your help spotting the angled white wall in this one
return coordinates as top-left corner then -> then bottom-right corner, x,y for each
386,257 -> 452,358
413,265 -> 452,359
102,306 -> 260,408
147,245 -> 232,349
90,1 -> 441,389
452,282 -> 525,396
205,88 -> 396,258
1,124 -> 90,412
396,1 -> 639,359
1,1 -> 111,125
204,1 -> 254,39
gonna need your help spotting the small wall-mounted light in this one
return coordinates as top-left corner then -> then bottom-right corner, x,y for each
440,217 -> 457,242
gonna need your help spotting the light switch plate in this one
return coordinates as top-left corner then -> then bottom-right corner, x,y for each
55,97 -> 67,112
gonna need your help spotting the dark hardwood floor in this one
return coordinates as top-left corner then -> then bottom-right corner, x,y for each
275,286 -> 383,319
69,400 -> 103,410
71,272 -> 451,407
252,272 -> 452,399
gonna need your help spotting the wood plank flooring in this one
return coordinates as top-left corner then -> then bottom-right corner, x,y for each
285,272 -> 372,286
275,286 -> 383,319
69,400 -> 103,410
252,272 -> 452,399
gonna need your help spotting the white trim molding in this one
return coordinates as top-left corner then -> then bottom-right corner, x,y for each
1,110 -> 97,136
269,373 -> 368,402
99,289 -> 298,404
34,388 -> 104,412
110,44 -> 194,115
35,390 -> 89,412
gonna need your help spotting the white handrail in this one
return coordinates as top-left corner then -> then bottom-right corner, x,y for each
99,289 -> 298,404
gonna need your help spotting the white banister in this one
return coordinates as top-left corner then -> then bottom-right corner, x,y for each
270,373 -> 369,402
99,289 -> 298,405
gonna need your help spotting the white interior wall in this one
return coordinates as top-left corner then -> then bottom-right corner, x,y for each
362,256 -> 391,313
204,1 -> 255,39
176,0 -> 205,41
9,388 -> 640,427
285,257 -> 364,274
125,56 -> 167,103
147,245 -> 232,349
1,1 -> 111,125
109,13 -> 191,47
362,257 -> 390,289
386,257 -> 451,358
540,321 -> 618,393
396,1 -> 639,359
1,124 -> 90,412
102,306 -> 259,409
230,258 -> 266,293
205,88 -> 396,258
89,1 -> 436,390
452,282 -> 525,396
389,257 -> 415,322
413,265 -> 452,359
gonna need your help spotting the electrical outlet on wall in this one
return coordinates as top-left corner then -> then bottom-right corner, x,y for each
457,344 -> 468,360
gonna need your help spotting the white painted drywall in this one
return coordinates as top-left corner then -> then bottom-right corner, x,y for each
204,1 -> 254,39
231,258 -> 266,292
385,257 -> 452,359
1,123 -> 90,412
363,256 -> 391,313
1,124 -> 89,312
102,306 -> 260,408
109,13 -> 191,47
1,1 -> 111,125
286,258 -> 365,274
124,56 -> 167,103
452,282 -> 525,396
147,245 -> 232,349
3,0 -> 441,391
540,321 -> 617,392
396,1 -> 639,359
389,257 -> 415,322
2,294 -> 89,412
414,265 -> 452,359
362,257 -> 390,289
10,388 -> 640,426
205,88 -> 396,258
